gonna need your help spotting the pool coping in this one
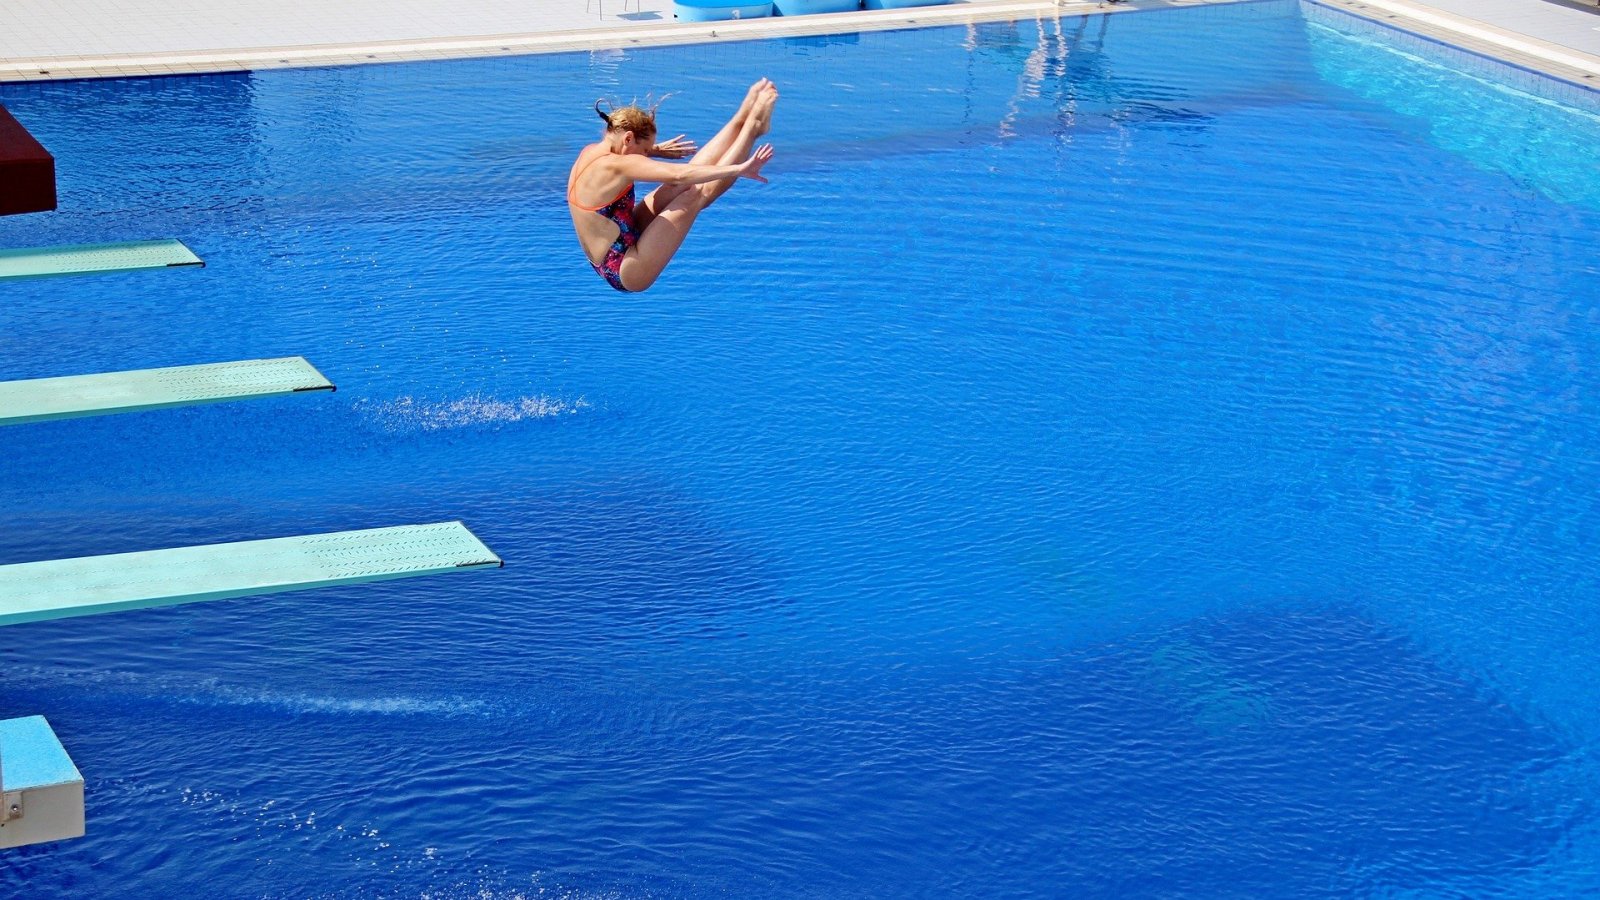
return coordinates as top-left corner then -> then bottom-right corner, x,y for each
0,0 -> 1210,83
1313,0 -> 1600,89
0,0 -> 1596,89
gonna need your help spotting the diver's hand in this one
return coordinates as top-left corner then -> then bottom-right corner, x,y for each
650,135 -> 698,159
738,144 -> 775,183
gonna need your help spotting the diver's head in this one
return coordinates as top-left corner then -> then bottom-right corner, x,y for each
596,101 -> 657,153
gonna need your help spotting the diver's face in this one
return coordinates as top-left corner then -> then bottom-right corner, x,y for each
607,129 -> 654,154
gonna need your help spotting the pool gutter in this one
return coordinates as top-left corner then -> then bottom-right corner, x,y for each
0,0 -> 1234,83
0,0 -> 1594,92
1312,0 -> 1600,89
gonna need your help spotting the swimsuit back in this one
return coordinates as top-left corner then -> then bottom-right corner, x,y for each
568,153 -> 637,235
569,151 -> 640,292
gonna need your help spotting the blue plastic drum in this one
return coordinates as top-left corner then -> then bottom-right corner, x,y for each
772,0 -> 858,12
673,0 -> 774,20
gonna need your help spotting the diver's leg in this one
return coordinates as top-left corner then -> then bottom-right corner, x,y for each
618,139 -> 773,292
687,78 -> 769,164
639,79 -> 770,225
693,84 -> 776,206
617,193 -> 707,292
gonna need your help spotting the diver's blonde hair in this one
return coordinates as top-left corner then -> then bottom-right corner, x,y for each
594,97 -> 668,140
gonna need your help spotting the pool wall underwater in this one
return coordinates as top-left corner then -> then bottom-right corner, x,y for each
2,1 -> 1600,896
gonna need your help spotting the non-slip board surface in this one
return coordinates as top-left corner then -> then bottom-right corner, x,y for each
0,356 -> 333,425
0,239 -> 202,280
0,522 -> 503,626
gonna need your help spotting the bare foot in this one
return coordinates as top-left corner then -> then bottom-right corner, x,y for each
750,84 -> 778,137
737,78 -> 771,120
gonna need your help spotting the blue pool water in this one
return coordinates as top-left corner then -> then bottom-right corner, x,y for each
3,1 -> 1600,895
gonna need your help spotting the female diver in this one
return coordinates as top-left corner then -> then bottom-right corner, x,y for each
567,79 -> 777,293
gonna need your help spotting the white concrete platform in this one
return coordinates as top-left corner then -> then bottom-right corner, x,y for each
0,0 -> 1596,84
0,0 -> 1112,81
1417,0 -> 1600,52
1323,0 -> 1600,84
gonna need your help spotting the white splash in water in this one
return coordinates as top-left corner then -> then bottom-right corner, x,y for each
358,394 -> 590,433
4,662 -> 490,719
192,683 -> 492,718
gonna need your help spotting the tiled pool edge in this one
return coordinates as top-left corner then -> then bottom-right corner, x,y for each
0,0 -> 1237,83
1312,0 -> 1600,90
0,0 -> 1595,93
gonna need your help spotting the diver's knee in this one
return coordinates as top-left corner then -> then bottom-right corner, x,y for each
620,261 -> 662,292
692,183 -> 724,207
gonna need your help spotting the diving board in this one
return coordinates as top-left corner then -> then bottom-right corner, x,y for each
0,356 -> 334,426
0,522 -> 502,628
0,239 -> 202,280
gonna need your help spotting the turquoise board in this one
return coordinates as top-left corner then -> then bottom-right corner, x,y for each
0,717 -> 80,793
0,239 -> 203,280
0,356 -> 334,425
0,522 -> 503,627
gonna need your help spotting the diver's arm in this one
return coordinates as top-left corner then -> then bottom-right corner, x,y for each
610,151 -> 767,186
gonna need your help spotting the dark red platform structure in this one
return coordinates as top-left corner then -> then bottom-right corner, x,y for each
0,103 -> 57,216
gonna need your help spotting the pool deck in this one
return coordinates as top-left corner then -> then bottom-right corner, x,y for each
0,0 -> 1596,85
